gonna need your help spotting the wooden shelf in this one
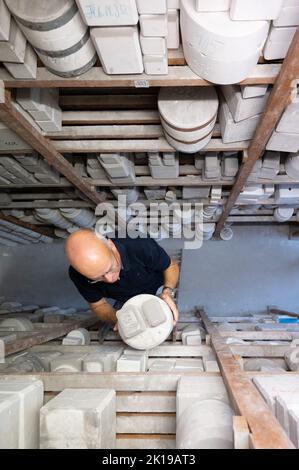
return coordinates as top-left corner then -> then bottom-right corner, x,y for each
0,64 -> 281,89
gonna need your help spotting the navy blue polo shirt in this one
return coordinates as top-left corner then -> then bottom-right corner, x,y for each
69,237 -> 171,304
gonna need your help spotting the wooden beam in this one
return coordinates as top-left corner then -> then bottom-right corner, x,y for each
0,82 -> 102,205
0,64 -> 281,88
3,315 -> 100,357
215,27 -> 299,237
0,211 -> 55,238
268,306 -> 299,320
200,310 -> 294,449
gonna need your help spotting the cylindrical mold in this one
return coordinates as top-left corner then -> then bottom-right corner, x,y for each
6,0 -> 97,77
176,399 -> 234,449
274,207 -> 294,222
180,0 -> 269,84
60,208 -> 96,228
35,208 -> 74,230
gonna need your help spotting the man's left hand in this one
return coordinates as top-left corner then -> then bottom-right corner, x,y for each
160,290 -> 179,326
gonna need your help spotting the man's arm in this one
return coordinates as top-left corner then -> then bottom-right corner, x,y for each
89,298 -> 117,324
160,259 -> 180,325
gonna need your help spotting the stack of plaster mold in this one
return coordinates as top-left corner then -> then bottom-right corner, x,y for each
236,184 -> 274,204
194,222 -> 216,241
181,324 -> 206,345
285,344 -> 299,371
253,374 -> 299,447
0,2 -> 37,79
3,208 -> 42,225
62,328 -> 91,346
158,87 -> 218,153
274,207 -> 294,222
116,294 -> 173,350
34,208 -> 78,233
40,388 -> 116,449
14,153 -> 62,184
88,0 -> 143,75
0,121 -> 32,152
85,155 -> 107,179
0,378 -> 43,449
144,187 -> 166,200
148,152 -> 179,178
2,351 -> 45,374
83,345 -> 124,372
111,187 -> 140,204
6,0 -> 97,78
117,348 -> 148,372
221,152 -> 239,180
59,208 -> 96,228
264,0 -> 299,60
285,152 -> 299,180
202,153 -> 221,180
98,153 -> 136,184
259,151 -> 281,179
16,88 -> 62,133
166,2 -> 180,50
275,184 -> 299,204
0,155 -> 38,185
176,376 -> 234,449
138,0 -> 168,75
180,0 -> 269,85
0,218 -> 53,246
219,85 -> 270,143
182,186 -> 211,200
267,90 -> 299,153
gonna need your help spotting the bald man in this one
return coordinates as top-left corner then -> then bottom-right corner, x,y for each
65,229 -> 180,328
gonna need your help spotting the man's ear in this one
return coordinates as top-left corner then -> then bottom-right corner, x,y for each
107,238 -> 114,250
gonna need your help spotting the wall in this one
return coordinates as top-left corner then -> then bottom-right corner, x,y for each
1,226 -> 299,316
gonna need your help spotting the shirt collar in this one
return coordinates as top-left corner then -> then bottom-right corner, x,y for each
113,239 -> 130,273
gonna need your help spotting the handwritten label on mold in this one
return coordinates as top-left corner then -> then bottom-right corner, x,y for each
84,2 -> 131,19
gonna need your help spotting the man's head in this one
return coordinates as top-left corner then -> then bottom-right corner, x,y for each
65,229 -> 121,283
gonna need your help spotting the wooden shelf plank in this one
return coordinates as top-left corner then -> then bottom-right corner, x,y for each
0,64 -> 281,88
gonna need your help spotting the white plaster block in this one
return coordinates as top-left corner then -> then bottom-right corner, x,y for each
263,25 -> 296,59
182,186 -> 211,198
241,85 -> 268,99
62,328 -> 91,346
289,407 -> 299,448
149,152 -> 179,177
177,376 -> 230,418
4,43 -> 37,79
0,122 -> 31,151
219,98 -> 261,143
196,0 -> 230,11
91,26 -> 143,74
140,35 -> 166,55
230,0 -> 284,21
98,153 -> 135,182
275,393 -> 299,436
0,393 -> 20,448
253,375 -> 299,411
140,14 -> 168,37
275,185 -> 299,204
167,9 -> 179,49
83,353 -> 104,372
0,0 -> 11,41
0,317 -> 33,331
144,187 -> 166,200
222,156 -> 239,177
221,85 -> 269,122
266,130 -> 299,152
273,5 -> 299,26
144,54 -> 168,75
0,18 -> 26,63
35,106 -> 62,132
117,355 -> 146,371
137,0 -> 167,14
277,93 -> 299,133
167,0 -> 180,8
50,353 -> 86,373
76,0 -> 138,26
0,379 -> 43,448
40,389 -> 116,449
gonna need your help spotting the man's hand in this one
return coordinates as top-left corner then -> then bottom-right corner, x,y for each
160,289 -> 179,326
113,322 -> 118,332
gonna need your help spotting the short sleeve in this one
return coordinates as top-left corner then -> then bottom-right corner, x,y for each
68,266 -> 104,304
138,238 -> 171,272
